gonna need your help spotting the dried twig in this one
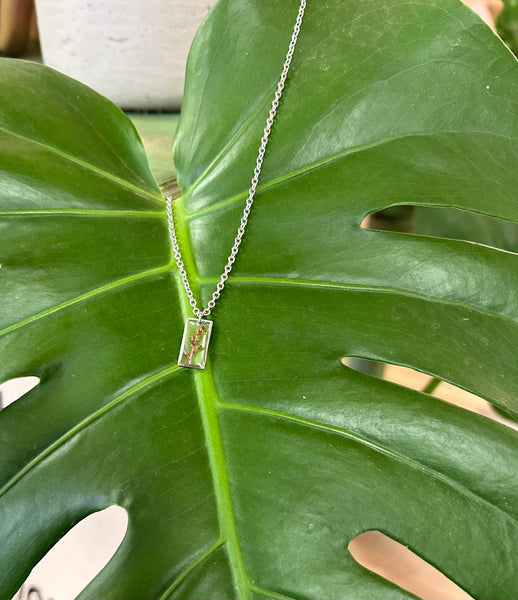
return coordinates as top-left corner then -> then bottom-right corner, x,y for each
184,325 -> 206,364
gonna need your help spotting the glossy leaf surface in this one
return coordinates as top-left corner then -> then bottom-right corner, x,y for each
2,1 -> 518,599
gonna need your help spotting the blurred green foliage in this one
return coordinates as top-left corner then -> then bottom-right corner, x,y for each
497,0 -> 518,55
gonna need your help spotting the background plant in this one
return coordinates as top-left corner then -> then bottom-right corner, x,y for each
497,0 -> 518,54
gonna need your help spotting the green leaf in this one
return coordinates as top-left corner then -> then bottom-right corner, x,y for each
129,113 -> 180,185
414,205 -> 518,253
2,1 -> 518,599
497,0 -> 518,56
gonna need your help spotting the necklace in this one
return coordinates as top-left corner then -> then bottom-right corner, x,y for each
166,0 -> 307,369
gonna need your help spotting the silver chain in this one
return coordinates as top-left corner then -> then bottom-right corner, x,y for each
166,0 -> 306,322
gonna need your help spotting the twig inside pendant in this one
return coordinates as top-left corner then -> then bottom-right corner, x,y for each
183,325 -> 206,365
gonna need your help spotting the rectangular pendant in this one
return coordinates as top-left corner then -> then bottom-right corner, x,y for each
177,318 -> 213,369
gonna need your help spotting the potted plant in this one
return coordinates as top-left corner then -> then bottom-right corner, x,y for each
34,0 -> 216,109
1,0 -> 518,598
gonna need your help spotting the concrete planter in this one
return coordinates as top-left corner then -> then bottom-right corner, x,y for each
35,0 -> 216,110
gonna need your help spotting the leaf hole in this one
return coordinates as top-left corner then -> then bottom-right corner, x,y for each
13,506 -> 128,600
361,205 -> 415,233
0,376 -> 40,410
349,530 -> 474,600
362,205 -> 518,254
344,358 -> 517,430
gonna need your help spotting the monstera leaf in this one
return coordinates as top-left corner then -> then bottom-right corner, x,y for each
2,0 -> 518,598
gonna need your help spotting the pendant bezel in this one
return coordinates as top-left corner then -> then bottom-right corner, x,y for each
177,318 -> 213,369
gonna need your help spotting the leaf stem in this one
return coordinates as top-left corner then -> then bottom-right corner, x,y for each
422,377 -> 442,395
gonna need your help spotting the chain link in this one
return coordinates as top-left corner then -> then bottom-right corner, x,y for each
166,0 -> 306,322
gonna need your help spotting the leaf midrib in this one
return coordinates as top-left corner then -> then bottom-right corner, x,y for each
194,362 -> 251,598
159,539 -> 298,600
1,370 -> 515,545
170,220 -> 251,597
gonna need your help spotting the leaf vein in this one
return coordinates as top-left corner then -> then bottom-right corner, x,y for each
0,264 -> 173,339
221,402 -> 518,527
0,209 -> 165,218
207,274 -> 518,326
158,540 -> 225,600
186,129 -> 515,220
0,363 -> 182,499
0,123 -> 163,205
